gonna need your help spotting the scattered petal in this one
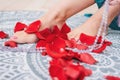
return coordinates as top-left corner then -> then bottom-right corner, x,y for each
80,53 -> 97,64
69,38 -> 77,48
41,52 -> 47,56
39,28 -> 51,38
46,44 -> 67,58
65,64 -> 84,80
59,33 -> 68,40
52,37 -> 66,49
36,32 -> 45,40
49,59 -> 92,80
25,20 -> 41,33
36,40 -> 46,48
79,33 -> 96,45
92,43 -> 107,53
46,34 -> 56,43
76,44 -> 88,50
52,25 -> 60,34
49,62 -> 67,80
61,23 -> 71,34
65,40 -> 73,47
14,22 -> 27,33
4,41 -> 17,48
0,31 -> 8,39
106,76 -> 120,80
104,40 -> 112,46
92,41 -> 112,53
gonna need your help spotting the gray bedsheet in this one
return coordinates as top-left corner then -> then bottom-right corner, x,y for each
0,11 -> 120,80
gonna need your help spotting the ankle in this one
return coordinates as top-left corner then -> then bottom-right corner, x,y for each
39,11 -> 66,30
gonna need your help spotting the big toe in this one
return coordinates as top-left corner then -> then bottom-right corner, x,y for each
10,36 -> 25,43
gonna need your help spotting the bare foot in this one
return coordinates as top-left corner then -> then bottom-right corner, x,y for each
68,28 -> 82,40
10,19 -> 65,44
10,31 -> 38,44
68,25 -> 99,40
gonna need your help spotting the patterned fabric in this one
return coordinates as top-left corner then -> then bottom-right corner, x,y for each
0,11 -> 120,80
95,0 -> 120,30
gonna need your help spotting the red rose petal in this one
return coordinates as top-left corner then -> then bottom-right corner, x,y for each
106,76 -> 120,80
59,23 -> 71,39
0,31 -> 8,39
97,36 -> 102,44
84,68 -> 92,76
59,33 -> 68,40
69,38 -> 77,48
49,59 -> 92,80
65,40 -> 73,47
51,38 -> 67,54
64,51 -> 79,60
39,28 -> 51,38
46,34 -> 56,43
53,37 -> 66,49
104,40 -> 112,46
4,41 -> 17,48
79,33 -> 96,45
76,44 -> 88,50
41,52 -> 47,56
92,43 -> 107,53
80,53 -> 97,64
46,44 -> 67,58
25,20 -> 41,33
36,40 -> 46,48
50,58 -> 65,66
36,32 -> 45,40
52,25 -> 60,34
65,63 -> 92,80
49,57 -> 92,80
49,24 -> 70,40
14,22 -> 27,33
77,65 -> 92,80
61,23 -> 71,34
49,62 -> 67,80
65,64 -> 81,79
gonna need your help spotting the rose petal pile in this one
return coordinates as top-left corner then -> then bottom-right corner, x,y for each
49,59 -> 92,80
3,20 -> 115,80
36,24 -> 70,58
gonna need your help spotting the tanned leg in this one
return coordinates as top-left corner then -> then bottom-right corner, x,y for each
68,3 -> 120,40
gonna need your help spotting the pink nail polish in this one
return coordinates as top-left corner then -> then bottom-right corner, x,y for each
11,36 -> 18,39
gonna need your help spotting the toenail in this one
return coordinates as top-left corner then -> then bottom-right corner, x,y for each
11,36 -> 18,39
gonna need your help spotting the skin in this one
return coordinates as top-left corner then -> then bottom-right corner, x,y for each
109,0 -> 120,5
10,0 -> 120,43
68,2 -> 120,39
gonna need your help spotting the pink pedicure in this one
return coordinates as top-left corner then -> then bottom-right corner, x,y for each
10,36 -> 18,40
